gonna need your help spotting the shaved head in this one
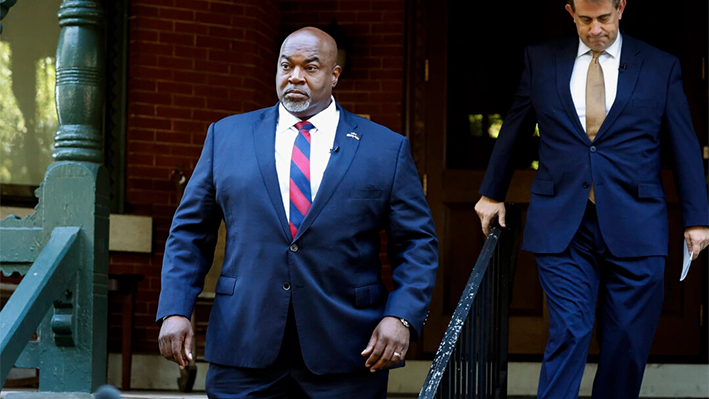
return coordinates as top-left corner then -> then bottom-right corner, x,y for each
276,27 -> 342,119
281,27 -> 339,69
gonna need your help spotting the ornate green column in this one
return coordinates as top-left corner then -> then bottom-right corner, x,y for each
43,0 -> 109,392
53,0 -> 105,163
3,0 -> 109,396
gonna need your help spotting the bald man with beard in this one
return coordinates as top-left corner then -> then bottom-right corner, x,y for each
156,27 -> 439,398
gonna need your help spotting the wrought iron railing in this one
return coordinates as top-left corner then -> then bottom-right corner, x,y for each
419,204 -> 521,399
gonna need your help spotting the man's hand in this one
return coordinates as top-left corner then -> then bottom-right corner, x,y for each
685,226 -> 709,261
474,195 -> 506,236
158,315 -> 194,369
361,316 -> 410,372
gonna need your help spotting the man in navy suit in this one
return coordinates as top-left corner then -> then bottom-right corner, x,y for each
475,1 -> 709,398
156,27 -> 438,398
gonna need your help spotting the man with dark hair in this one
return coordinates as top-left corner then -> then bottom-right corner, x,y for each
156,27 -> 438,398
567,0 -> 620,11
475,1 -> 709,398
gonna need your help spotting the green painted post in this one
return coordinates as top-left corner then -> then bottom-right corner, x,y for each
1,0 -> 108,396
40,0 -> 109,393
53,0 -> 106,164
29,162 -> 110,395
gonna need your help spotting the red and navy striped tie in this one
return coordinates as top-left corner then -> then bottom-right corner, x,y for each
289,121 -> 314,238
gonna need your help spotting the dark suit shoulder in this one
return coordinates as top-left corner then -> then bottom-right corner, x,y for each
618,34 -> 682,79
622,34 -> 678,62
525,36 -> 577,54
211,105 -> 276,131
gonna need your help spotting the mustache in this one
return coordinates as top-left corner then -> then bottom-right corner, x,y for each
284,88 -> 311,97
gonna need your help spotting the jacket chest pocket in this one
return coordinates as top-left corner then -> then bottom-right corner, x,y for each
350,189 -> 383,200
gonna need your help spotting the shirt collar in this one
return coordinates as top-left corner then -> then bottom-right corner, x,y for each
277,96 -> 338,134
576,32 -> 622,59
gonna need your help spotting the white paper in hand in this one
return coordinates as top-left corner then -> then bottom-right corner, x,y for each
680,239 -> 693,281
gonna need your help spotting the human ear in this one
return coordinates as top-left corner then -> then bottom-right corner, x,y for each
332,65 -> 342,87
617,0 -> 626,19
565,3 -> 575,19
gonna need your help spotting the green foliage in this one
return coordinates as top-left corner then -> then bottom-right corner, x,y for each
467,113 -> 504,139
34,56 -> 57,168
0,42 -> 57,185
0,41 -> 26,183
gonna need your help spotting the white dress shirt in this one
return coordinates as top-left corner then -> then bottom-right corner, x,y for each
275,97 -> 339,221
570,33 -> 623,132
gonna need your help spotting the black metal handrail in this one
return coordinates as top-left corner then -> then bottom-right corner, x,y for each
419,204 -> 521,399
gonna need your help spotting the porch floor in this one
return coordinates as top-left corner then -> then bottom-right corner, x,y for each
0,389 -> 695,399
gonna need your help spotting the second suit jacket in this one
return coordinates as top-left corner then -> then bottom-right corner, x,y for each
479,34 -> 709,257
156,102 -> 438,374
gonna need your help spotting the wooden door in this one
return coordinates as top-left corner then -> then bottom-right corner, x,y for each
415,0 -> 708,361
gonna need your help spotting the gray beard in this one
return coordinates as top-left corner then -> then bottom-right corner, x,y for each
282,97 -> 311,113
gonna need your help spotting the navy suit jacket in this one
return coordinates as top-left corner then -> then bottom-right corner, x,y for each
156,103 -> 438,374
480,34 -> 709,257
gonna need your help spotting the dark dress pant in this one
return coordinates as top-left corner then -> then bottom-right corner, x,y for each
535,201 -> 665,399
205,304 -> 389,399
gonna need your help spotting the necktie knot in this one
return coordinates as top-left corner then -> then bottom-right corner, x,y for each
591,50 -> 603,63
295,121 -> 314,134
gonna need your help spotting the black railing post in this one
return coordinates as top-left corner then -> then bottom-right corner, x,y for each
419,204 -> 521,399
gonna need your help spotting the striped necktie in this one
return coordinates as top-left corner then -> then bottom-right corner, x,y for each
289,121 -> 314,238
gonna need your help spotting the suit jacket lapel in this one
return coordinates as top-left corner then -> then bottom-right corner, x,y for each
253,104 -> 291,240
594,35 -> 642,142
293,104 -> 360,240
556,38 -> 587,141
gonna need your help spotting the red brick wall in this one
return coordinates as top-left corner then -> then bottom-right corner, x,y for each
114,0 -> 407,354
112,0 -> 282,352
280,0 -> 406,132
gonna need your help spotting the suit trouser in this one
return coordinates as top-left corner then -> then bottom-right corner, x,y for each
205,303 -> 389,399
535,201 -> 665,399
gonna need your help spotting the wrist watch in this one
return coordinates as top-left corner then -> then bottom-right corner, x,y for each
399,318 -> 411,329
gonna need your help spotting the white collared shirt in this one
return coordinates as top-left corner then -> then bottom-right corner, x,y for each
275,97 -> 339,220
570,33 -> 623,132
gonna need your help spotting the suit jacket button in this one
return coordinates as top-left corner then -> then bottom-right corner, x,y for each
283,282 -> 291,291
590,146 -> 597,153
289,244 -> 298,252
583,182 -> 590,188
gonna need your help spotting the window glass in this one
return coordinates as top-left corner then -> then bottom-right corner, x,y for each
0,0 -> 62,186
445,1 -> 545,171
